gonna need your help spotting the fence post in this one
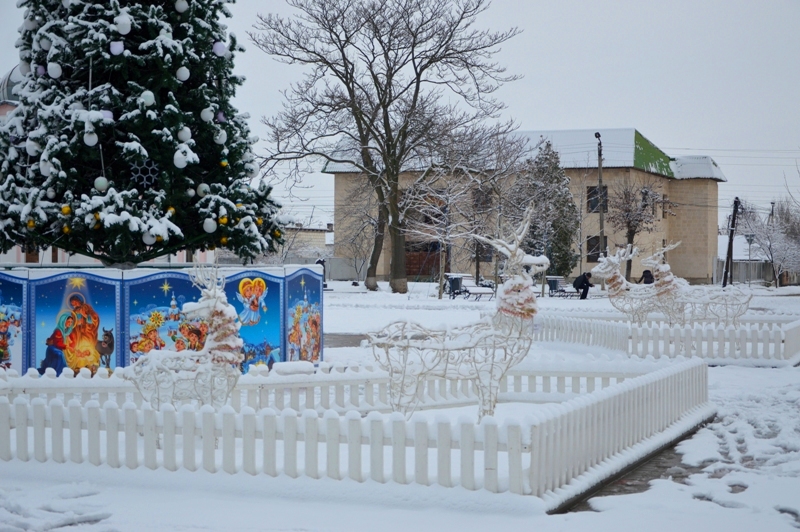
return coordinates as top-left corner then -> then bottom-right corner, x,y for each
460,421 -> 475,490
263,408 -> 277,477
162,404 -> 177,472
508,422 -> 523,495
182,405 -> 196,472
51,400 -> 65,464
282,409 -> 298,478
368,411 -> 384,483
124,402 -> 138,469
201,406 -> 216,473
324,410 -> 340,480
242,407 -> 256,476
87,401 -> 101,466
483,418 -> 498,493
33,398 -> 46,463
0,396 -> 10,461
347,410 -> 362,482
69,399 -> 82,464
14,397 -> 29,462
304,409 -> 319,479
222,406 -> 237,475
437,416 -> 451,488
391,413 -> 406,484
144,405 -> 157,470
414,419 -> 429,486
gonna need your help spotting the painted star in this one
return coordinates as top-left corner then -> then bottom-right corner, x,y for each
68,277 -> 86,289
160,280 -> 172,296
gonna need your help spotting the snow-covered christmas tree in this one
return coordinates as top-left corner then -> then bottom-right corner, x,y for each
0,0 -> 283,265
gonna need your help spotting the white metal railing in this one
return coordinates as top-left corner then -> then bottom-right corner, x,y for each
0,359 -> 712,501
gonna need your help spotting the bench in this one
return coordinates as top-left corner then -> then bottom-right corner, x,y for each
461,276 -> 495,301
547,276 -> 579,298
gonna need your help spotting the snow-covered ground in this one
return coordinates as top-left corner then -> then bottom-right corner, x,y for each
2,281 -> 799,531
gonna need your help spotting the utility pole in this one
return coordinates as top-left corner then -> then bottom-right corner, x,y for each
595,132 -> 605,254
722,197 -> 740,287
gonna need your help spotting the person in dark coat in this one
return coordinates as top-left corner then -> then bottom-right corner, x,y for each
638,269 -> 655,284
573,272 -> 594,300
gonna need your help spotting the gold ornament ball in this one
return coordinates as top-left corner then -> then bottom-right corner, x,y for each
93,223 -> 100,230
156,235 -> 164,242
219,216 -> 228,225
62,225 -> 70,234
220,236 -> 228,245
220,158 -> 228,167
94,212 -> 100,220
272,229 -> 282,239
235,203 -> 243,208
61,205 -> 72,215
26,219 -> 35,229
167,206 -> 176,215
256,217 -> 263,226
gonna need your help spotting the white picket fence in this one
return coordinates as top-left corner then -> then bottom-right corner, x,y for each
0,359 -> 711,502
629,319 -> 800,366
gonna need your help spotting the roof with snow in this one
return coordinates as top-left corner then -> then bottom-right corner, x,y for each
0,65 -> 22,102
322,128 -> 727,182
519,128 -> 726,182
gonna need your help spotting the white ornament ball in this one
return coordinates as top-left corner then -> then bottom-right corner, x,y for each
101,110 -> 114,120
19,61 -> 30,75
173,150 -> 187,169
177,126 -> 192,142
142,232 -> 157,245
46,188 -> 56,199
36,65 -> 46,76
176,66 -> 190,82
175,0 -> 189,13
47,62 -> 62,79
109,41 -> 124,55
200,107 -> 214,122
213,130 -> 227,145
83,131 -> 99,147
186,188 -> 196,198
69,101 -> 85,110
61,0 -> 71,7
212,42 -> 228,57
245,163 -> 259,177
202,218 -> 217,233
196,183 -> 210,197
39,37 -> 52,51
115,15 -> 132,35
23,18 -> 38,31
94,176 -> 109,192
25,138 -> 41,156
141,90 -> 155,106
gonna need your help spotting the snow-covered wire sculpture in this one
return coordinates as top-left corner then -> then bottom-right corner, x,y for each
642,242 -> 752,327
123,263 -> 244,409
591,246 -> 657,326
369,207 -> 549,420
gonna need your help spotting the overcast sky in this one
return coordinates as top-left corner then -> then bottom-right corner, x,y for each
2,0 -> 798,227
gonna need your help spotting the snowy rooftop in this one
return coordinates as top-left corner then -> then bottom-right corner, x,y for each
323,128 -> 727,182
519,128 -> 727,182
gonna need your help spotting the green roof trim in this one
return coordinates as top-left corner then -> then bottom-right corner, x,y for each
633,130 -> 674,177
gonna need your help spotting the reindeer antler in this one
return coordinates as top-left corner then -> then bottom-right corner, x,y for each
473,205 -> 550,277
641,241 -> 682,268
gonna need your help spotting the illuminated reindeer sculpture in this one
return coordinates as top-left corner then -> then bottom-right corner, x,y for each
591,245 -> 657,326
369,207 -> 549,420
643,242 -> 751,327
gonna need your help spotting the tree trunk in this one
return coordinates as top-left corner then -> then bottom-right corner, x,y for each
437,242 -> 446,299
388,222 -> 408,293
625,230 -> 636,281
364,205 -> 387,291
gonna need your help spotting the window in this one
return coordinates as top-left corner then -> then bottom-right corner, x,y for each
586,186 -> 608,213
586,236 -> 608,263
662,196 -> 669,219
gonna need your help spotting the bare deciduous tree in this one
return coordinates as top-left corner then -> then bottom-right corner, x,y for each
740,199 -> 800,287
606,177 -> 674,280
250,0 -> 521,293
